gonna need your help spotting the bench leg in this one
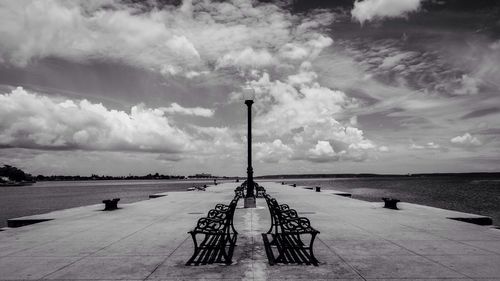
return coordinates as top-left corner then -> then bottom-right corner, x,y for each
185,232 -> 200,266
308,232 -> 319,266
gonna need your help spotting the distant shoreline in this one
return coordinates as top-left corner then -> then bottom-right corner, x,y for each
256,172 -> 500,179
30,172 -> 500,182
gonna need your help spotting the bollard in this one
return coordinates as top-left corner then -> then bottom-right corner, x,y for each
292,183 -> 296,187
382,197 -> 400,210
102,198 -> 120,211
315,186 -> 321,192
281,182 -> 285,185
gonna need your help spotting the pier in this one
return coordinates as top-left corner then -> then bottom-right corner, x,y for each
1,182 -> 500,280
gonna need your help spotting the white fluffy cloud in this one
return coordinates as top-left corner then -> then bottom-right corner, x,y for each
160,103 -> 214,117
308,141 -> 337,162
410,142 -> 441,150
216,48 -> 275,70
451,133 -> 482,147
238,66 -> 378,163
255,139 -> 293,163
351,0 -> 423,24
0,0 -> 334,77
0,87 -> 193,152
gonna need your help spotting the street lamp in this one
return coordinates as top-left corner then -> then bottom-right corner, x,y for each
243,87 -> 256,208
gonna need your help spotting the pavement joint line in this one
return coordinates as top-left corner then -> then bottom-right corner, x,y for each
2,182 -> 499,280
0,202 -> 171,260
143,236 -> 189,281
400,222 -> 500,257
0,221 -> 107,259
278,184 -> 484,279
329,207 -> 473,279
383,239 -> 473,280
317,237 -> 367,281
459,241 -> 500,256
250,208 -> 254,281
144,190 -> 238,280
38,201 -> 199,280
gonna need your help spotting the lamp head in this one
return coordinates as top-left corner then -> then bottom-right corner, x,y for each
242,86 -> 255,102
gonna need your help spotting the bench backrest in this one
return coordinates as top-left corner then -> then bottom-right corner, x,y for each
194,197 -> 239,233
263,194 -> 284,225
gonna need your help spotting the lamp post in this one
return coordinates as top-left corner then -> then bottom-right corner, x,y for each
243,88 -> 256,208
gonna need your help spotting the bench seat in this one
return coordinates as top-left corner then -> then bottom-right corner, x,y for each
262,233 -> 319,266
186,195 -> 240,265
262,193 -> 320,266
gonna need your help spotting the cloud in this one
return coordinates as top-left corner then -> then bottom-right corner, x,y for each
351,0 -> 423,24
239,68 -> 377,163
308,141 -> 336,162
279,43 -> 309,61
190,126 -> 240,155
0,87 -> 193,152
461,107 -> 500,120
216,48 -> 275,70
490,40 -> 500,50
410,142 -> 441,150
0,0 -> 334,77
450,133 -> 482,147
160,103 -> 214,117
378,145 -> 389,152
453,75 -> 480,96
379,52 -> 418,69
255,139 -> 293,163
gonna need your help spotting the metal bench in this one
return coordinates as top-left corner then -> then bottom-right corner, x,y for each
234,184 -> 244,197
256,184 -> 266,198
186,195 -> 240,265
262,193 -> 319,266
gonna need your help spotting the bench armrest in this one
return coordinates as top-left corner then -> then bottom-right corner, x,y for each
280,208 -> 299,219
191,217 -> 225,233
215,203 -> 230,211
281,217 -> 319,234
207,209 -> 229,220
279,204 -> 290,211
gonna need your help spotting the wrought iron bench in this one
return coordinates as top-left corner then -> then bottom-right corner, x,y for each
256,184 -> 266,198
262,194 -> 319,266
186,195 -> 240,265
234,184 -> 244,197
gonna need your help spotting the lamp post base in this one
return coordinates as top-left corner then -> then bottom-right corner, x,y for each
244,196 -> 256,208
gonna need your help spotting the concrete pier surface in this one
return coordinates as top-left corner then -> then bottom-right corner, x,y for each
1,182 -> 499,280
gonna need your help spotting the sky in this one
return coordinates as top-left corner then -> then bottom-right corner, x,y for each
0,0 -> 499,176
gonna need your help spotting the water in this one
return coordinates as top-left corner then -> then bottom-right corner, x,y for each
271,175 -> 500,225
0,179 -> 214,228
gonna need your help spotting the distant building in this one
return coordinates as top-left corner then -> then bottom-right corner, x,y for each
189,173 -> 213,178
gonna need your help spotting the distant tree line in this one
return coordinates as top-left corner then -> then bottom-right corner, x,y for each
0,165 -> 33,182
0,165 -> 228,182
35,173 -> 186,181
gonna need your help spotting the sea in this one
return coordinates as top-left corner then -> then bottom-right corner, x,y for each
1,175 -> 499,228
0,179 -> 214,228
268,175 -> 500,226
